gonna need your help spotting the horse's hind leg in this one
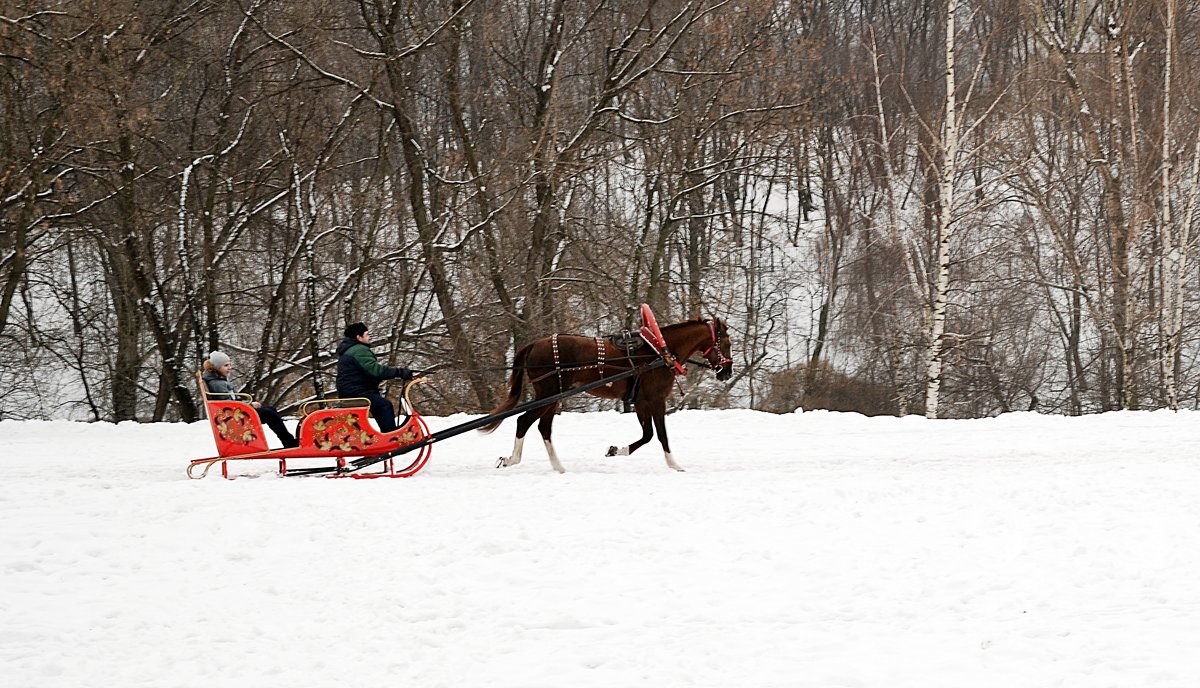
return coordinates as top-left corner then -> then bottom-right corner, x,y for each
497,407 -> 543,468
606,403 -> 654,457
651,402 -> 685,472
537,403 -> 565,474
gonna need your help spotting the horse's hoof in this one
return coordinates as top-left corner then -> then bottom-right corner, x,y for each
496,457 -> 508,468
605,446 -> 618,457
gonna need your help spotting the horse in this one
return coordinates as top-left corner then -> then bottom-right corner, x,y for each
480,317 -> 734,473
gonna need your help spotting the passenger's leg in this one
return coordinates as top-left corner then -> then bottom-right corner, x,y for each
257,405 -> 298,447
365,392 -> 397,433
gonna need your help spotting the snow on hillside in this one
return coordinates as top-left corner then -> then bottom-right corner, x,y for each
3,409 -> 1199,687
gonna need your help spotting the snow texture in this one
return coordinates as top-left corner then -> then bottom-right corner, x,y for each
3,409 -> 1199,687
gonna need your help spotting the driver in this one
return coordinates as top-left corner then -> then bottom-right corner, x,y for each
335,322 -> 416,432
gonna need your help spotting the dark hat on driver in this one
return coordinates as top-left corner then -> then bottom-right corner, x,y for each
344,322 -> 368,339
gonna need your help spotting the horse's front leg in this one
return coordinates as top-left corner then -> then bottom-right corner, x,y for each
650,402 -> 684,472
606,403 -> 653,457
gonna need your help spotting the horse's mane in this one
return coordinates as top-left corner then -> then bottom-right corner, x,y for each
661,318 -> 711,331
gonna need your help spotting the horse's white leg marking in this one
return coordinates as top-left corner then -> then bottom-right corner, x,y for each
663,451 -> 685,472
498,436 -> 524,468
544,439 -> 566,474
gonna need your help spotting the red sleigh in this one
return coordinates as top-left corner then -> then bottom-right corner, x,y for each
189,373 -> 432,479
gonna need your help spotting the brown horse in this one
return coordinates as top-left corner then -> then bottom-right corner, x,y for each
481,318 -> 733,473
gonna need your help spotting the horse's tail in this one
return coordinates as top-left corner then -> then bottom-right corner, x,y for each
478,343 -> 532,434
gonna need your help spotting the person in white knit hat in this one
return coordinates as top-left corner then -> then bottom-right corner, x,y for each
202,351 -> 298,448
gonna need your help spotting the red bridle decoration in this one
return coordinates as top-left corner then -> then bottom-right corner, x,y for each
701,320 -> 734,371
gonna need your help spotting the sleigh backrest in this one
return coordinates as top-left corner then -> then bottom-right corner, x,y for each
197,371 -> 269,456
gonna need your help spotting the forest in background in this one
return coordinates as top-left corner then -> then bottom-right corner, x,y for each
3,0 -> 1200,421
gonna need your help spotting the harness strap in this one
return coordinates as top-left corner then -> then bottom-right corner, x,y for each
551,333 -> 564,391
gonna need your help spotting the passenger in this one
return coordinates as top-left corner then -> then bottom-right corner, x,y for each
335,322 -> 415,433
202,351 -> 299,448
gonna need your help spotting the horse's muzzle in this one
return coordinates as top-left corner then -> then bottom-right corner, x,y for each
716,365 -> 733,382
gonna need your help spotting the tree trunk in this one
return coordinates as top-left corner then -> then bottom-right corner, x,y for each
925,0 -> 958,419
380,46 -> 490,407
108,132 -> 147,422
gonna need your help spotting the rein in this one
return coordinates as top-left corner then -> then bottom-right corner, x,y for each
423,319 -> 731,377
427,357 -> 720,378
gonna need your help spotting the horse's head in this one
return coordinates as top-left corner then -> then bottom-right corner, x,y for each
702,317 -> 734,381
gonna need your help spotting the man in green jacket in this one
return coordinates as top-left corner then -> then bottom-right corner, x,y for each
335,322 -> 415,432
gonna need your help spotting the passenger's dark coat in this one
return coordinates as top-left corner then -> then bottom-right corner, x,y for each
335,337 -> 412,396
202,370 -> 238,398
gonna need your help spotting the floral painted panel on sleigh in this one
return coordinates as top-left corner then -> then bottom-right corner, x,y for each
309,412 -> 384,452
203,401 -> 269,456
213,406 -> 261,446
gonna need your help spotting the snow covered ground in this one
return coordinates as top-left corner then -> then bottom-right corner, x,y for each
3,408 -> 1200,687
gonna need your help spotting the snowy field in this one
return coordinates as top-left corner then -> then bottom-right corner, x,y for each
3,407 -> 1200,687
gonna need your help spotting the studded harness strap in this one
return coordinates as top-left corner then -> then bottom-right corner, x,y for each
551,333 -> 564,391
529,335 -> 614,387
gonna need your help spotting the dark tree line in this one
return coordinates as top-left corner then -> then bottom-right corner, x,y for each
3,0 -> 1200,421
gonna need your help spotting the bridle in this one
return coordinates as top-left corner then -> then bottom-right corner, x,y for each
699,319 -> 734,374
